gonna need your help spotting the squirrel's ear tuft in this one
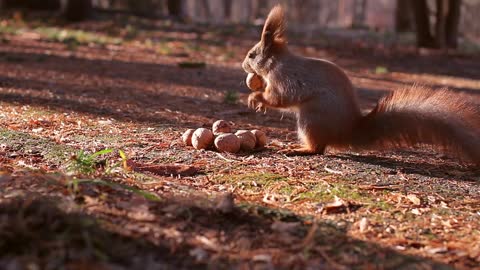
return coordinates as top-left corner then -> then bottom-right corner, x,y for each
261,5 -> 287,52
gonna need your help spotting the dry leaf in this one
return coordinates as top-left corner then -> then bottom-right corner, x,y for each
407,194 -> 421,206
411,208 -> 422,215
359,217 -> 368,233
426,246 -> 448,254
321,196 -> 355,214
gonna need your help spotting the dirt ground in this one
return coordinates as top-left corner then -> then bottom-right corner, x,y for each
0,14 -> 479,270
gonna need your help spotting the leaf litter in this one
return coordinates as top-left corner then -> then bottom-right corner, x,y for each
0,14 -> 479,269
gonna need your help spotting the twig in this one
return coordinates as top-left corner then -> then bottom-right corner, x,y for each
301,220 -> 318,248
358,184 -> 401,191
216,152 -> 237,162
317,248 -> 349,270
324,166 -> 343,175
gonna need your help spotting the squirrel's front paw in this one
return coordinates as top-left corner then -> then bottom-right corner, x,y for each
248,92 -> 265,111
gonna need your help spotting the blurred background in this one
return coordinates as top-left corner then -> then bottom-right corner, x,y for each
1,0 -> 479,51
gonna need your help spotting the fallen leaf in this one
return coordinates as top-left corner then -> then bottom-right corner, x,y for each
320,196 -> 359,214
411,208 -> 422,215
426,246 -> 448,254
407,194 -> 421,206
359,217 -> 368,233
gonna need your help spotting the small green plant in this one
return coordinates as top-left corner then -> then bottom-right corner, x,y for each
123,24 -> 138,40
156,42 -> 172,55
224,90 -> 238,104
177,61 -> 206,68
375,66 -> 388,74
67,149 -> 113,175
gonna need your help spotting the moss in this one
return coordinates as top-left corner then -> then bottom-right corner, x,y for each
0,128 -> 75,166
215,172 -> 290,194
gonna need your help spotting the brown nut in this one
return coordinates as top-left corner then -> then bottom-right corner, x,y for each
214,133 -> 241,153
212,120 -> 232,135
251,129 -> 267,148
235,130 -> 256,151
191,128 -> 214,150
182,129 -> 195,146
246,73 -> 264,91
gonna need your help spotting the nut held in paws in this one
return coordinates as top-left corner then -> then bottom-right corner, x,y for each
246,73 -> 264,91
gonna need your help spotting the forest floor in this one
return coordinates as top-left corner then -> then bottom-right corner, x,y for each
0,13 -> 479,270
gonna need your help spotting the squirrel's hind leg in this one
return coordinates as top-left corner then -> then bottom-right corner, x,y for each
278,128 -> 326,156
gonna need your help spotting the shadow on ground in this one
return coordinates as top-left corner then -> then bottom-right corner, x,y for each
0,48 -> 294,130
0,172 -> 455,270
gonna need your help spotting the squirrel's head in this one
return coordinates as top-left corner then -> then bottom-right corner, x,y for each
242,5 -> 287,75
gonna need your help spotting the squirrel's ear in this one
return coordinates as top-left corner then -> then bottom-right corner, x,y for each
261,5 -> 287,53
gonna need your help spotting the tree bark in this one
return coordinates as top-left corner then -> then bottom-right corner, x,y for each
445,0 -> 461,48
411,0 -> 435,47
223,0 -> 232,22
3,0 -> 60,9
395,0 -> 412,32
167,0 -> 183,18
200,0 -> 211,20
63,0 -> 92,21
435,0 -> 448,48
352,0 -> 367,28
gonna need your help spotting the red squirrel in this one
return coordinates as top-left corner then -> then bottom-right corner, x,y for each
242,5 -> 480,166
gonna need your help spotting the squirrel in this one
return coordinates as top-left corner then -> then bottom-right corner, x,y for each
242,5 -> 480,166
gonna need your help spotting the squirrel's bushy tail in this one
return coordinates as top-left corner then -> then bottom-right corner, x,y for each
348,86 -> 480,165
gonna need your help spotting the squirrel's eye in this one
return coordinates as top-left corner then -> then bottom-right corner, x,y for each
248,52 -> 256,59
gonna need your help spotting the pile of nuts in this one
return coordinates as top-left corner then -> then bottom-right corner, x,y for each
182,120 -> 267,153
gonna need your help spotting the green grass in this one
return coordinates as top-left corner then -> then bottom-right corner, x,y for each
223,90 -> 238,104
375,66 -> 389,74
0,23 -> 123,47
293,182 -> 366,202
35,27 -> 123,46
215,172 -> 289,192
66,149 -> 113,175
238,202 -> 309,222
0,128 -> 75,166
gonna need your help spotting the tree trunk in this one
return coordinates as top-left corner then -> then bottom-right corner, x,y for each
62,0 -> 92,21
200,0 -> 211,20
395,0 -> 412,32
411,0 -> 435,47
445,0 -> 461,48
435,0 -> 448,48
223,0 -> 232,22
352,0 -> 367,28
254,0 -> 268,20
167,0 -> 183,18
127,0 -> 157,18
3,0 -> 60,9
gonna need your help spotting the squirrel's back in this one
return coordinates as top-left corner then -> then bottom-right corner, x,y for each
268,54 -> 362,116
